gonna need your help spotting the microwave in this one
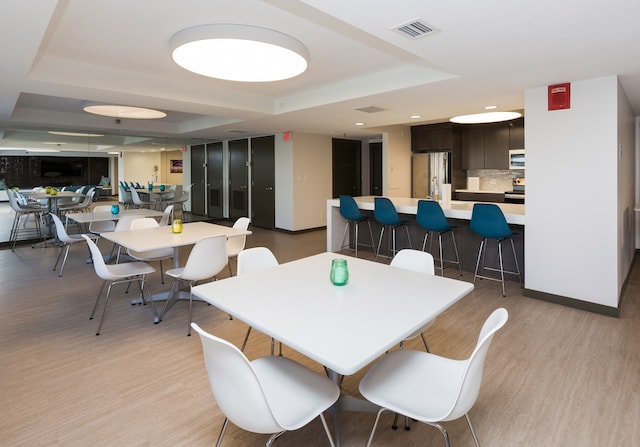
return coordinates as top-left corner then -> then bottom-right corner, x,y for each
509,149 -> 525,169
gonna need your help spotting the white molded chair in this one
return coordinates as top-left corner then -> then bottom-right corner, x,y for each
359,308 -> 509,447
89,205 -> 117,242
191,323 -> 339,447
127,217 -> 173,284
130,187 -> 153,209
158,204 -> 174,226
390,249 -> 435,352
50,213 -> 98,277
169,190 -> 189,221
226,217 -> 250,276
6,189 -> 46,251
236,247 -> 281,354
82,234 -> 157,335
161,235 -> 228,336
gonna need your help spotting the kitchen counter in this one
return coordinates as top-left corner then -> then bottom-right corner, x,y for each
327,196 -> 524,227
326,196 -> 525,275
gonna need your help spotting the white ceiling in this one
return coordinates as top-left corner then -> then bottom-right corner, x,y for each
1,0 -> 640,153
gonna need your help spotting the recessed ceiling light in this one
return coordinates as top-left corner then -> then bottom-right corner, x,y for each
483,105 -> 498,110
171,24 -> 309,82
83,105 -> 166,119
48,131 -> 105,137
355,122 -> 365,126
450,111 -> 522,124
27,148 -> 61,153
410,115 -> 422,119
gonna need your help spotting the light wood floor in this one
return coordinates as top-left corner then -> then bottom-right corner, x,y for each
1,225 -> 639,446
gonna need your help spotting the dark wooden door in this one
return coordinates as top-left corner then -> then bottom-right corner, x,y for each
369,141 -> 382,196
206,142 -> 223,219
228,139 -> 249,220
190,144 -> 206,216
251,135 -> 275,229
332,138 -> 361,198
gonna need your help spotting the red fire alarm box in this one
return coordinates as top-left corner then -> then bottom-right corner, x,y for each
548,83 -> 570,110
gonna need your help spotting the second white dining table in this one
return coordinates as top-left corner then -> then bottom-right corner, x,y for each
100,221 -> 251,269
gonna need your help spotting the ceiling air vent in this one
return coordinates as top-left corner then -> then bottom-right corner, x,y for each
394,20 -> 438,39
354,105 -> 385,114
225,129 -> 248,134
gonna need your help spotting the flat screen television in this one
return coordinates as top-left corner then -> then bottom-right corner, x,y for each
40,157 -> 83,178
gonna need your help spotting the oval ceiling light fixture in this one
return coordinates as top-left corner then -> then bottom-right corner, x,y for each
450,111 -> 522,124
170,24 -> 309,82
83,104 -> 167,119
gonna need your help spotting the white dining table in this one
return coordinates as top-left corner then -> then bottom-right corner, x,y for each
100,221 -> 252,316
100,221 -> 251,269
191,252 -> 474,445
67,208 -> 165,225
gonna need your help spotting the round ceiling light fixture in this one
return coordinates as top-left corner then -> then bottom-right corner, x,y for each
450,111 -> 522,124
83,104 -> 167,119
170,24 -> 309,82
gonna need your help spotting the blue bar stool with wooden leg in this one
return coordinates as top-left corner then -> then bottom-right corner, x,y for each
373,197 -> 412,259
416,199 -> 462,276
339,195 -> 375,257
470,203 -> 521,296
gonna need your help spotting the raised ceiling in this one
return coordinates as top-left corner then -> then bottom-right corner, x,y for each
1,0 -> 640,153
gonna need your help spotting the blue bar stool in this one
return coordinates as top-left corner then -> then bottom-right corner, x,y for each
470,203 -> 521,296
416,199 -> 462,276
339,195 -> 375,257
373,197 -> 412,258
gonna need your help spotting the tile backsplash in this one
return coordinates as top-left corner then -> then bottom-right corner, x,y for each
467,169 -> 524,192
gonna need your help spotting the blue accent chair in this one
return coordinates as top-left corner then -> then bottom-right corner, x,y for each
416,200 -> 462,276
470,203 -> 521,296
339,195 -> 375,257
373,197 -> 412,258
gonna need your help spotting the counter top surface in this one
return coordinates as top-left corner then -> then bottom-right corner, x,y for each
328,196 -> 525,225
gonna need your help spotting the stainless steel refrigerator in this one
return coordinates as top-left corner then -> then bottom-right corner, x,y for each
412,151 -> 450,198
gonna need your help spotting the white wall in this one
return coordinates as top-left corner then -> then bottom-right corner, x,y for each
525,75 -> 634,308
275,132 -> 332,231
275,135 -> 294,230
371,124 -> 412,197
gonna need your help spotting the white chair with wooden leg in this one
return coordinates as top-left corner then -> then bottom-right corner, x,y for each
191,323 -> 339,447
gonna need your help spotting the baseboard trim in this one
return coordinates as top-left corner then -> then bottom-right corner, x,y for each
523,288 -> 619,318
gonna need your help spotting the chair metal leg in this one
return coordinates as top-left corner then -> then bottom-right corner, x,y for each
95,282 -> 116,335
319,413 -> 337,447
366,408 -> 387,447
473,239 -> 486,285
53,243 -> 68,273
187,285 -> 194,336
375,226 -> 386,258
465,413 -> 482,447
266,431 -> 286,447
510,238 -> 522,286
240,326 -> 253,351
498,241 -> 506,297
214,418 -> 229,447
